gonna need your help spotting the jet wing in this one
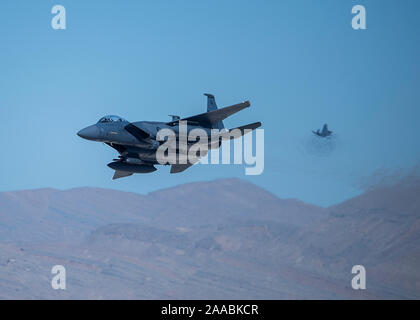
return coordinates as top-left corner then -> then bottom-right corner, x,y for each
169,121 -> 260,173
166,101 -> 250,127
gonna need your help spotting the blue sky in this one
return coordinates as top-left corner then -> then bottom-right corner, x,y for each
0,0 -> 419,206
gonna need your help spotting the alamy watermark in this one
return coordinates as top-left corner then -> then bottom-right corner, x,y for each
352,5 -> 367,30
351,265 -> 366,290
51,265 -> 66,290
51,5 -> 66,30
155,122 -> 264,175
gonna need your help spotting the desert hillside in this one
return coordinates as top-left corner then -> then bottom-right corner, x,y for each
0,178 -> 418,299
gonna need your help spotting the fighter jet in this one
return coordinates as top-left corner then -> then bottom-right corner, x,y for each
312,124 -> 332,138
77,94 -> 261,179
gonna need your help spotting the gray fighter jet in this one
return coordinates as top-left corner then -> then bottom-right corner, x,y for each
77,94 -> 261,179
312,124 -> 332,138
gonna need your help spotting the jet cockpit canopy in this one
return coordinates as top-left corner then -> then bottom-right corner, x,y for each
97,115 -> 127,123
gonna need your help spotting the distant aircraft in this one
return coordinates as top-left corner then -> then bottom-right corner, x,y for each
312,124 -> 332,138
77,94 -> 261,179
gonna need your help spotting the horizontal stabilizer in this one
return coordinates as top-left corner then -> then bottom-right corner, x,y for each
221,122 -> 262,140
167,101 -> 250,127
112,171 -> 133,180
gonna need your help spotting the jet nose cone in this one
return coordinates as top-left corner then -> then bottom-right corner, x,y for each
77,125 -> 100,141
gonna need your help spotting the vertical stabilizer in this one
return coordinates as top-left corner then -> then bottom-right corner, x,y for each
204,93 -> 225,130
204,93 -> 217,112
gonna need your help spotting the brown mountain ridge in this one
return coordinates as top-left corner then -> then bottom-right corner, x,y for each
0,178 -> 418,299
